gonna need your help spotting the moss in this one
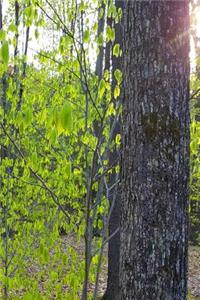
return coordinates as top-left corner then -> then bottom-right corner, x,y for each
141,111 -> 180,142
142,112 -> 159,141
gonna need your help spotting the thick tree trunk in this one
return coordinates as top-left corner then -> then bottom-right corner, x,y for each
120,2 -> 190,300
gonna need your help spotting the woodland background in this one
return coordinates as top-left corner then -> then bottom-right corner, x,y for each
0,0 -> 199,299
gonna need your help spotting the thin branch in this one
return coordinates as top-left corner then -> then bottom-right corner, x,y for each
14,1 -> 19,58
190,88 -> 200,100
0,0 -> 3,29
11,174 -> 44,188
1,123 -> 71,222
45,0 -> 74,39
30,48 -> 83,82
92,226 -> 119,257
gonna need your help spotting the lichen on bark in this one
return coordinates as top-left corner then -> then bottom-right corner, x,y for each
142,110 -> 180,143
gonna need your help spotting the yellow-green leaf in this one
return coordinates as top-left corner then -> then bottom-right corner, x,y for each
98,79 -> 106,98
31,151 -> 38,167
83,29 -> 90,43
49,127 -> 57,144
106,26 -> 115,42
115,133 -> 121,145
114,85 -> 120,99
113,44 -> 120,57
1,41 -> 9,65
0,30 -> 6,41
60,102 -> 72,131
114,69 -> 122,84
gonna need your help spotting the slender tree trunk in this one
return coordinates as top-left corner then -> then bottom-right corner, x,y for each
95,0 -> 106,80
120,2 -> 190,300
103,1 -> 124,299
104,9 -> 112,72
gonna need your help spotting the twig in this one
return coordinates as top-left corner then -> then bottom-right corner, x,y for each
0,123 -> 71,222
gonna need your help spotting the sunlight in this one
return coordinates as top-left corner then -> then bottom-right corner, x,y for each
195,6 -> 200,38
190,5 -> 200,71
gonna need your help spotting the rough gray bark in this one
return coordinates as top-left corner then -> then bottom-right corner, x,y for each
120,2 -> 190,300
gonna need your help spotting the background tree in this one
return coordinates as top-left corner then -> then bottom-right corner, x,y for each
120,2 -> 190,299
190,1 -> 200,245
103,1 -> 124,299
0,0 -> 121,298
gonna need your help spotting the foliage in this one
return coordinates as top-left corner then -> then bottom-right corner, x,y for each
188,294 -> 200,300
190,75 -> 200,245
0,0 -> 121,299
0,0 -> 199,299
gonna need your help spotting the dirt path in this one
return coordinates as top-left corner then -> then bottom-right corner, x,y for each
96,244 -> 200,299
188,246 -> 200,298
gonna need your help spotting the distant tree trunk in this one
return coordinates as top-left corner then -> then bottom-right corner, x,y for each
104,10 -> 112,73
120,2 -> 190,300
95,0 -> 106,80
103,2 -> 124,300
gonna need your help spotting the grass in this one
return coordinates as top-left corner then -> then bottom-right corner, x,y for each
188,294 -> 200,300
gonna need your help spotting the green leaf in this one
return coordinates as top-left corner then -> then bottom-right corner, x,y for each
115,133 -> 121,145
50,271 -> 58,281
31,151 -> 38,167
35,28 -> 39,39
41,109 -> 47,123
60,102 -> 72,131
104,70 -> 110,81
57,121 -> 64,136
8,23 -> 17,33
0,30 -> 6,41
83,29 -> 90,43
106,26 -> 115,42
24,292 -> 35,300
107,103 -> 115,116
92,254 -> 99,264
43,247 -> 49,262
113,44 -> 120,57
99,7 -> 104,19
114,69 -> 122,84
49,127 -> 57,144
1,41 -> 9,65
114,85 -> 120,99
79,2 -> 86,12
65,162 -> 71,177
53,107 -> 59,127
190,139 -> 198,155
24,108 -> 32,125
98,79 -> 106,98
108,3 -> 117,18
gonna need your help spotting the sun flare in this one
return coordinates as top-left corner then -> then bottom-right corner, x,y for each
194,6 -> 200,38
190,4 -> 200,70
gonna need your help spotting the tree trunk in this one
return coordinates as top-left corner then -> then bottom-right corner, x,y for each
103,1 -> 124,300
120,2 -> 190,300
95,0 -> 106,80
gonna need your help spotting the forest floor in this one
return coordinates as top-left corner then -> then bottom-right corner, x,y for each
62,237 -> 200,299
87,242 -> 200,299
1,237 -> 200,299
94,243 -> 200,299
188,245 -> 200,299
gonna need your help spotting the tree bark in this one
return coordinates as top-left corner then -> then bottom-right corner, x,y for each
120,2 -> 190,300
103,2 -> 124,300
95,0 -> 106,80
